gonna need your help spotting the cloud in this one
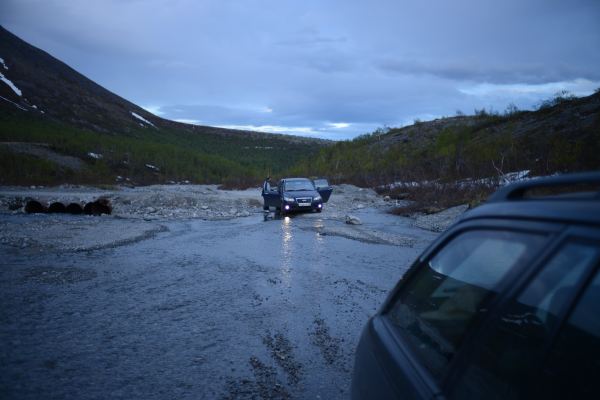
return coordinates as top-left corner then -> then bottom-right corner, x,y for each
1,0 -> 599,140
328,122 -> 350,129
459,79 -> 600,97
377,59 -> 600,85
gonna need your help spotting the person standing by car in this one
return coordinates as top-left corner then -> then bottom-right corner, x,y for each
262,176 -> 271,211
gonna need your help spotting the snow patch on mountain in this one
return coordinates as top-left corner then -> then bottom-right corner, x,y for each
131,111 -> 155,127
0,57 -> 8,70
0,72 -> 22,96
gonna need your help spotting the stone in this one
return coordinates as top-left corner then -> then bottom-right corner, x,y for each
345,215 -> 362,225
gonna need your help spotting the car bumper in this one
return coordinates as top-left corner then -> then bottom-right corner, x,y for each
282,201 -> 323,212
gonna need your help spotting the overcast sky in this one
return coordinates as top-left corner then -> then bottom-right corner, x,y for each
1,0 -> 599,140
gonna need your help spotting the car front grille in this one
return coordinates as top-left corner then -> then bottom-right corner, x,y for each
296,197 -> 312,203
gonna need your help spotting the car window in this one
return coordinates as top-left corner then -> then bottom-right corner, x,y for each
450,242 -> 599,400
536,266 -> 600,399
313,179 -> 328,188
385,230 -> 547,381
284,180 -> 315,191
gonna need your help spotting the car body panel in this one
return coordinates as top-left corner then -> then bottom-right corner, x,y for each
352,317 -> 441,400
351,172 -> 600,400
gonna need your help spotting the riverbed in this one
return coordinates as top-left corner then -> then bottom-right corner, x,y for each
0,189 -> 442,399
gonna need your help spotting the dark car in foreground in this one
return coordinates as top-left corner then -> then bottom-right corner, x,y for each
262,177 -> 332,214
352,172 -> 600,400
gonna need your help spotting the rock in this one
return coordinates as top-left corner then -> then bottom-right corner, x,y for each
229,208 -> 237,215
383,195 -> 391,202
355,203 -> 365,209
239,210 -> 250,217
8,198 -> 24,211
345,215 -> 362,225
201,205 -> 209,210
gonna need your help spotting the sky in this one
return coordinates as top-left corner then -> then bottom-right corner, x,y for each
1,0 -> 599,140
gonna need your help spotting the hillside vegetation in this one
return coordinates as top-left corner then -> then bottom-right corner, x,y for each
287,91 -> 600,209
0,111 -> 323,186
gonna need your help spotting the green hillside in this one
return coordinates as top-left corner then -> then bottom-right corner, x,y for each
0,111 -> 323,186
288,91 -> 600,188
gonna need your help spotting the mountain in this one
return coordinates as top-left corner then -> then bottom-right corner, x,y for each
0,26 -> 326,186
289,91 -> 600,186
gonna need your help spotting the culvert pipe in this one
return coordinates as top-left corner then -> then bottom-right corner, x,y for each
48,202 -> 67,213
84,199 -> 112,215
25,200 -> 47,214
66,203 -> 84,214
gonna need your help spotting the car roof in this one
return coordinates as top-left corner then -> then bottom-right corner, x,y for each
282,177 -> 311,182
461,171 -> 600,227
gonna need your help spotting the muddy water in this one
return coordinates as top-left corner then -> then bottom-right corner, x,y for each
0,210 -> 438,399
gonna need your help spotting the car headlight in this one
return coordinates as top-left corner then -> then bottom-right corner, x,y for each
313,195 -> 322,202
283,197 -> 295,202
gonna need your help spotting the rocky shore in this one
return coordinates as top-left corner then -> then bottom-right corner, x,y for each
0,183 -> 468,252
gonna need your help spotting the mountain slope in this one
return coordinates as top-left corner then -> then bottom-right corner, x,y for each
289,91 -> 600,185
0,26 -> 326,185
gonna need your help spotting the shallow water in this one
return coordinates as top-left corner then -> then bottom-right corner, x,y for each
0,210 -> 438,399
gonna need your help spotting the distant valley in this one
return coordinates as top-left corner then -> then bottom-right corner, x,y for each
0,26 -> 326,187
0,25 -> 598,193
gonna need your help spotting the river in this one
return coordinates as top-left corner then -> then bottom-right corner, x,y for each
0,208 -> 438,399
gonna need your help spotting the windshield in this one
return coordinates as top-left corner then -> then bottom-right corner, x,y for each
284,180 -> 315,191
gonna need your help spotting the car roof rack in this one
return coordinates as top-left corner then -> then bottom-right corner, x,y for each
487,171 -> 600,203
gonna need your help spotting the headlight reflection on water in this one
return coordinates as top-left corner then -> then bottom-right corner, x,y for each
280,216 -> 293,285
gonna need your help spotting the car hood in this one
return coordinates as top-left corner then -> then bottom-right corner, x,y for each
283,190 -> 319,198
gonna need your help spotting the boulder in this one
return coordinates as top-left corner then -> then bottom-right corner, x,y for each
345,215 -> 362,225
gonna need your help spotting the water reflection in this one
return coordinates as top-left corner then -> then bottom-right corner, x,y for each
280,216 -> 293,286
314,219 -> 325,246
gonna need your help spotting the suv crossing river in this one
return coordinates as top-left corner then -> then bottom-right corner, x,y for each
262,177 -> 332,214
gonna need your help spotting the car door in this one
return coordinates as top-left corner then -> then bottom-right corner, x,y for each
447,229 -> 600,400
313,178 -> 332,203
262,181 -> 281,208
352,220 -> 559,400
